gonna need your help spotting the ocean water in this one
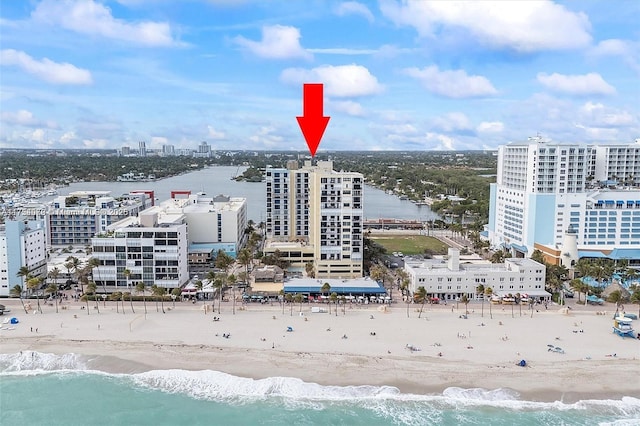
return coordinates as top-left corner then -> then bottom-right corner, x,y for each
1,352 -> 639,426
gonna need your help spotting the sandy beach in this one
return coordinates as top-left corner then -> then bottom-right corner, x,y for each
1,298 -> 639,402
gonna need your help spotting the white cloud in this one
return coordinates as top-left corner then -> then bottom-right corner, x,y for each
1,109 -> 57,128
307,48 -> 378,55
335,2 -> 374,23
430,112 -> 472,132
31,0 -> 179,47
82,138 -> 110,149
537,72 -> 616,95
249,126 -> 284,148
403,65 -> 497,98
589,39 -> 640,74
477,121 -> 504,133
0,49 -> 92,85
150,136 -> 168,148
207,126 -> 226,139
380,0 -> 591,52
329,100 -> 365,117
425,132 -> 456,150
233,25 -> 312,60
280,64 -> 383,97
579,102 -> 635,128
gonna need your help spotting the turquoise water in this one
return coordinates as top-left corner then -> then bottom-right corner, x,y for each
1,353 -> 639,426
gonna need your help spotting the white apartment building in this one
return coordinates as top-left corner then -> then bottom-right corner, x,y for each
0,219 -> 47,296
404,248 -> 548,301
91,208 -> 189,290
39,191 -> 152,247
488,139 -> 640,264
157,192 -> 247,264
265,160 -> 364,278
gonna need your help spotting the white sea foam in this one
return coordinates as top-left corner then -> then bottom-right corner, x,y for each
0,351 -> 88,374
2,352 -> 639,419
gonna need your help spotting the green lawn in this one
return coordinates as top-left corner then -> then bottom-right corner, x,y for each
371,235 -> 448,255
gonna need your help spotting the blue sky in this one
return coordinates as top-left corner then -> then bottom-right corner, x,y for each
1,0 -> 638,152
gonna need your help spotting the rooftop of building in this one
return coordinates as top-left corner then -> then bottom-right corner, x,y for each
158,193 -> 246,214
283,277 -> 386,294
404,255 -> 542,273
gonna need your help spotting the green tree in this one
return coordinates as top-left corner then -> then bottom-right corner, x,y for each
461,294 -> 470,314
153,285 -> 166,313
484,287 -> 493,319
305,262 -> 315,278
125,291 -> 135,314
171,288 -> 181,309
294,293 -> 304,312
285,293 -> 293,316
87,281 -> 99,313
195,279 -> 205,313
16,266 -> 30,286
136,281 -> 147,317
46,282 -> 59,313
111,292 -> 122,313
330,292 -> 338,316
415,286 -> 427,318
476,284 -> 485,318
27,276 -> 43,314
87,257 -> 106,295
630,288 -> 640,318
49,267 -> 61,291
10,284 -> 27,314
66,256 -> 83,293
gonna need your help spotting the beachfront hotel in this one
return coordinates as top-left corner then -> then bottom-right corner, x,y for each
404,248 -> 549,302
264,160 -> 364,279
487,138 -> 640,266
90,207 -> 189,290
0,219 -> 47,296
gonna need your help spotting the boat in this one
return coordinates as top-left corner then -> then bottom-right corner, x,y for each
612,315 -> 635,338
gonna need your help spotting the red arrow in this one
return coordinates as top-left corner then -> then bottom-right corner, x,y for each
296,83 -> 330,157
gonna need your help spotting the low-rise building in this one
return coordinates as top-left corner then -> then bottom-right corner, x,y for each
404,248 -> 549,302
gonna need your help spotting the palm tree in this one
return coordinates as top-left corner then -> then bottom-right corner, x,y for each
152,285 -> 166,313
630,287 -> 640,318
87,257 -> 106,295
16,266 -> 30,287
285,293 -> 293,316
11,285 -> 28,314
570,278 -> 585,303
171,288 -> 181,309
330,292 -> 338,316
321,282 -> 331,308
279,289 -> 285,314
46,282 -> 59,313
461,294 -> 470,314
49,267 -> 61,290
476,284 -> 485,317
305,262 -> 315,278
416,286 -> 427,318
484,287 -> 493,319
136,282 -> 147,317
87,281 -> 99,313
194,280 -> 205,313
515,292 -> 522,317
237,248 -> 252,278
125,291 -> 135,314
213,276 -> 224,314
294,293 -> 304,312
66,256 -> 82,293
120,289 -> 127,314
340,296 -> 347,315
27,276 -> 42,314
109,291 -> 122,314
123,268 -> 132,295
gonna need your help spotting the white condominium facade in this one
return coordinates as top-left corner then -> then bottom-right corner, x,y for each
265,160 -> 364,278
488,139 -> 640,261
0,220 -> 47,296
404,248 -> 548,301
91,208 -> 189,290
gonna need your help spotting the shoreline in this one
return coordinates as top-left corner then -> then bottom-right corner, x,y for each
1,299 -> 639,404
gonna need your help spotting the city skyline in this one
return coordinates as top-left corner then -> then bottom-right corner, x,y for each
1,1 -> 638,152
